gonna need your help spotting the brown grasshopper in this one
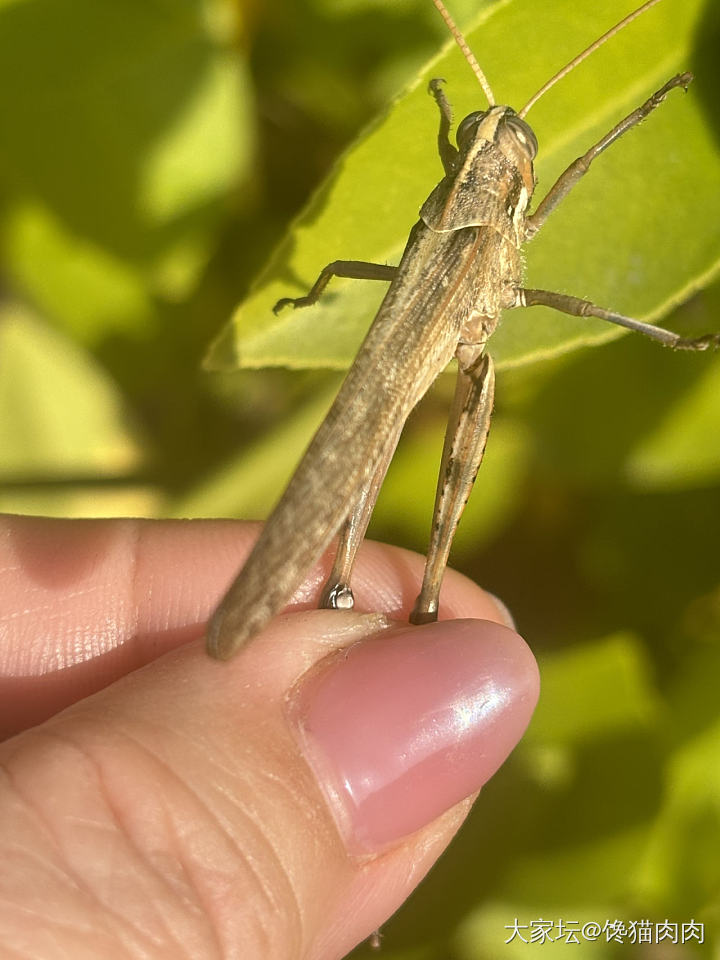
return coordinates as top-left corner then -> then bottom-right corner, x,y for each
207,0 -> 718,660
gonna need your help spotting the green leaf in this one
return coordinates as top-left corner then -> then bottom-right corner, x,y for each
168,380 -> 341,519
626,354 -> 720,488
625,281 -> 720,489
0,0 -> 253,343
371,409 -> 530,554
524,633 -> 660,749
0,305 -> 146,478
2,203 -> 156,344
207,0 -> 720,372
0,485 -> 162,519
633,646 -> 720,920
521,282 -> 720,491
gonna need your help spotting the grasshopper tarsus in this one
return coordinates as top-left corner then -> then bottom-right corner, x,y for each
672,333 -> 720,352
320,580 -> 355,610
273,260 -> 398,315
409,603 -> 439,626
273,296 -> 300,314
671,70 -> 694,93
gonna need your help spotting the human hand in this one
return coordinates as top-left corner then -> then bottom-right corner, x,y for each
0,515 -> 539,958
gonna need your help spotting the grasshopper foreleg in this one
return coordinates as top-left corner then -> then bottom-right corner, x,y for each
428,78 -> 459,175
525,72 -> 693,239
274,261 -> 397,313
411,351 -> 495,625
518,288 -> 720,351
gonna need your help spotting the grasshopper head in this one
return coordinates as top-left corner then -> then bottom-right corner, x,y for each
457,106 -> 537,194
420,103 -> 537,234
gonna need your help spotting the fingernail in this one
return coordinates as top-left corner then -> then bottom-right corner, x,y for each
291,619 -> 539,853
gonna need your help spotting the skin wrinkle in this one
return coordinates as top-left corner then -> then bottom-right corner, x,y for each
190,718 -> 339,949
87,718 -> 307,958
0,752 -> 76,884
11,550 -> 112,616
1,943 -> 36,960
69,725 -> 220,956
89,763 -> 202,958
177,709 -> 326,954
2,834 -> 91,894
0,896 -> 102,940
125,760 -> 231,960
197,759 -> 308,955
158,817 -> 225,960
0,786 -> 136,957
128,522 -> 206,643
231,773 -> 311,951
5,728 -> 169,957
127,522 -> 143,653
0,594 -> 103,625
0,770 -> 138,959
206,795 -> 307,956
29,728 -> 221,959
3,521 -> 138,677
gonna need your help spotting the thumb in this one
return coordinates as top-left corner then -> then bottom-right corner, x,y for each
1,608 -> 538,959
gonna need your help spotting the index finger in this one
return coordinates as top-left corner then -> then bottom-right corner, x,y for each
0,514 -> 509,737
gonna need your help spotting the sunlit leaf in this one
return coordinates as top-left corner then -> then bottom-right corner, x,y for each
168,380 -> 341,519
524,633 -> 660,749
521,287 -> 720,491
371,409 -> 530,553
207,0 -> 719,372
0,485 -> 162,519
0,0 -> 253,343
636,647 -> 720,917
626,357 -> 720,488
0,305 -> 146,478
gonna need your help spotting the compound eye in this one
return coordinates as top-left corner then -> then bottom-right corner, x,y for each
456,110 -> 488,151
505,115 -> 538,159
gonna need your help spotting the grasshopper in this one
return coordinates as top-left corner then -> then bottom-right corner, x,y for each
207,0 -> 718,660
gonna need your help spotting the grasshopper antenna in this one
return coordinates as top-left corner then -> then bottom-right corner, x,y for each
431,0 -> 495,106
518,0 -> 663,118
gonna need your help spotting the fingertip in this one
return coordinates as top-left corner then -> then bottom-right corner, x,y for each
292,617 -> 538,854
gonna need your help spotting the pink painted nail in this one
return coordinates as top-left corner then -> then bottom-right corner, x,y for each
291,619 -> 539,853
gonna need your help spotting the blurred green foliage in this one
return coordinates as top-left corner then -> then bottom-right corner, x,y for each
1,0 -> 719,956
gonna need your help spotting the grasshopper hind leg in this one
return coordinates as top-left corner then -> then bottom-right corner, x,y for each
411,352 -> 495,624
